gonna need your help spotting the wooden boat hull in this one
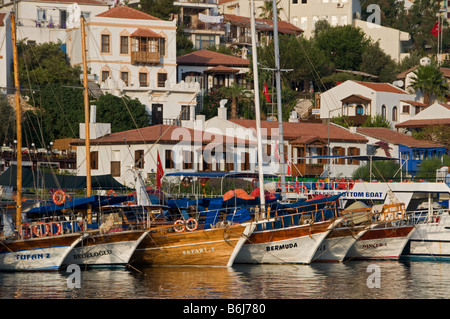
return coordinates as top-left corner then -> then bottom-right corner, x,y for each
63,229 -> 148,267
132,223 -> 254,267
0,233 -> 84,271
345,224 -> 415,260
312,226 -> 367,262
234,218 -> 341,264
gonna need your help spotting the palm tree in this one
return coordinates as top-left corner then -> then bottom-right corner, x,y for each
219,83 -> 251,119
408,64 -> 449,106
258,0 -> 283,20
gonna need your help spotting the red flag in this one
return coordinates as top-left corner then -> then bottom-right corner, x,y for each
431,21 -> 441,37
286,155 -> 291,176
262,81 -> 270,103
156,150 -> 164,189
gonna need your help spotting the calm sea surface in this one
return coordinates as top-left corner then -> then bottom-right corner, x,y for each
0,259 -> 449,300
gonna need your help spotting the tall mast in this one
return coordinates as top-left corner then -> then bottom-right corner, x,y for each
250,0 -> 266,214
80,15 -> 92,221
11,12 -> 22,229
272,0 -> 286,202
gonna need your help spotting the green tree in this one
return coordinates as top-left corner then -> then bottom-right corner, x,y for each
258,0 -> 283,20
219,83 -> 251,119
361,114 -> 391,128
408,64 -> 449,106
95,94 -> 151,133
415,157 -> 443,181
412,125 -> 450,149
352,160 -> 401,181
139,0 -> 179,20
360,41 -> 397,83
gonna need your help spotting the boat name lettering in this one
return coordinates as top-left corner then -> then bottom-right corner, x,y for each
15,253 -> 50,260
183,247 -> 215,255
73,250 -> 113,259
313,191 -> 384,199
266,242 -> 298,251
362,243 -> 387,249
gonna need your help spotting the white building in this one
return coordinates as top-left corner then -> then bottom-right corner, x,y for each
66,5 -> 200,125
319,80 -> 416,129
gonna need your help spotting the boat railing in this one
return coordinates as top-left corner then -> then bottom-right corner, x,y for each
18,219 -> 86,239
342,202 -> 408,226
408,208 -> 449,225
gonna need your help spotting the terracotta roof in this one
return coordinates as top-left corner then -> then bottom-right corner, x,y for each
223,14 -> 303,34
229,119 -> 368,143
400,100 -> 427,107
355,81 -> 408,94
204,65 -> 240,74
397,66 -> 450,79
395,118 -> 450,128
130,28 -> 162,38
177,50 -> 250,67
96,5 -> 161,20
356,127 -> 445,148
73,124 -> 253,146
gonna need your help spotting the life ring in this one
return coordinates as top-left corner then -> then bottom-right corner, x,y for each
199,178 -> 209,186
32,222 -> 50,237
277,179 -> 281,190
316,179 -> 325,190
186,218 -> 198,231
51,221 -> 62,236
251,178 -> 259,189
182,177 -> 191,188
339,178 -> 347,190
298,185 -> 308,194
286,183 -> 295,193
107,189 -> 116,197
21,223 -> 31,239
78,220 -> 85,231
52,190 -> 66,205
348,179 -> 355,189
173,219 -> 185,232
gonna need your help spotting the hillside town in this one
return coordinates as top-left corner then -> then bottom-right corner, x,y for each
0,0 -> 449,189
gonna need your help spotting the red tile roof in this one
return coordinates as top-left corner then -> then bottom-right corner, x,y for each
356,127 -> 444,148
73,124 -> 253,146
395,118 -> 450,128
400,100 -> 427,107
96,5 -> 161,20
130,28 -> 162,38
229,119 -> 368,143
204,65 -> 240,73
177,50 -> 250,67
355,81 -> 408,94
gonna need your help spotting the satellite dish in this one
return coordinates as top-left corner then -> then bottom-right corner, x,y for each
67,3 -> 81,29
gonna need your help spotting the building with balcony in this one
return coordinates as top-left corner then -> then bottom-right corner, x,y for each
173,0 -> 224,50
319,80 -> 416,129
66,5 -> 200,125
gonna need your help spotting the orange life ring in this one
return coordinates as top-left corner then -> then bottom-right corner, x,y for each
339,178 -> 347,190
199,178 -> 209,186
52,190 -> 66,205
21,223 -> 31,239
251,178 -> 259,189
51,221 -> 62,236
182,177 -> 191,188
298,185 -> 308,194
316,179 -> 325,190
107,189 -> 116,197
32,222 -> 50,237
173,219 -> 185,232
186,218 -> 198,231
348,179 -> 355,189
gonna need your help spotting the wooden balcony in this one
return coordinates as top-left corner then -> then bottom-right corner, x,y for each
131,51 -> 160,65
292,163 -> 324,177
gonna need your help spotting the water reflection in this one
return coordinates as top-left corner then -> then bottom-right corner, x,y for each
1,261 -> 450,299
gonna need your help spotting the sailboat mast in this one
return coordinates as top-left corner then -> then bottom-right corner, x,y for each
250,0 -> 266,213
272,0 -> 286,201
11,12 -> 22,228
80,15 -> 91,198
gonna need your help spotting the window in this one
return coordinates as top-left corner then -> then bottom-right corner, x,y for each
37,9 -> 46,21
356,105 -> 364,115
195,35 -> 215,50
134,150 -> 144,169
90,151 -> 98,170
332,147 -> 345,164
402,104 -> 410,114
111,161 -> 121,177
165,150 -> 174,169
183,151 -> 194,169
101,70 -> 110,82
392,106 -> 398,121
120,36 -> 129,54
139,72 -> 148,87
121,72 -> 129,86
347,147 -> 360,165
158,73 -> 167,88
381,105 -> 386,119
241,152 -> 250,171
181,105 -> 190,121
301,0 -> 307,3
101,34 -> 110,53
159,38 -> 166,56
293,0 -> 298,3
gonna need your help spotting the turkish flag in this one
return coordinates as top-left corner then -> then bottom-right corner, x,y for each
156,150 -> 164,190
262,81 -> 270,103
431,21 -> 441,38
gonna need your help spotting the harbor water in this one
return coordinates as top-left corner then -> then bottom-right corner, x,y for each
1,259 -> 450,300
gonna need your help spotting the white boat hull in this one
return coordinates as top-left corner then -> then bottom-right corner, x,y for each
346,224 -> 415,260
